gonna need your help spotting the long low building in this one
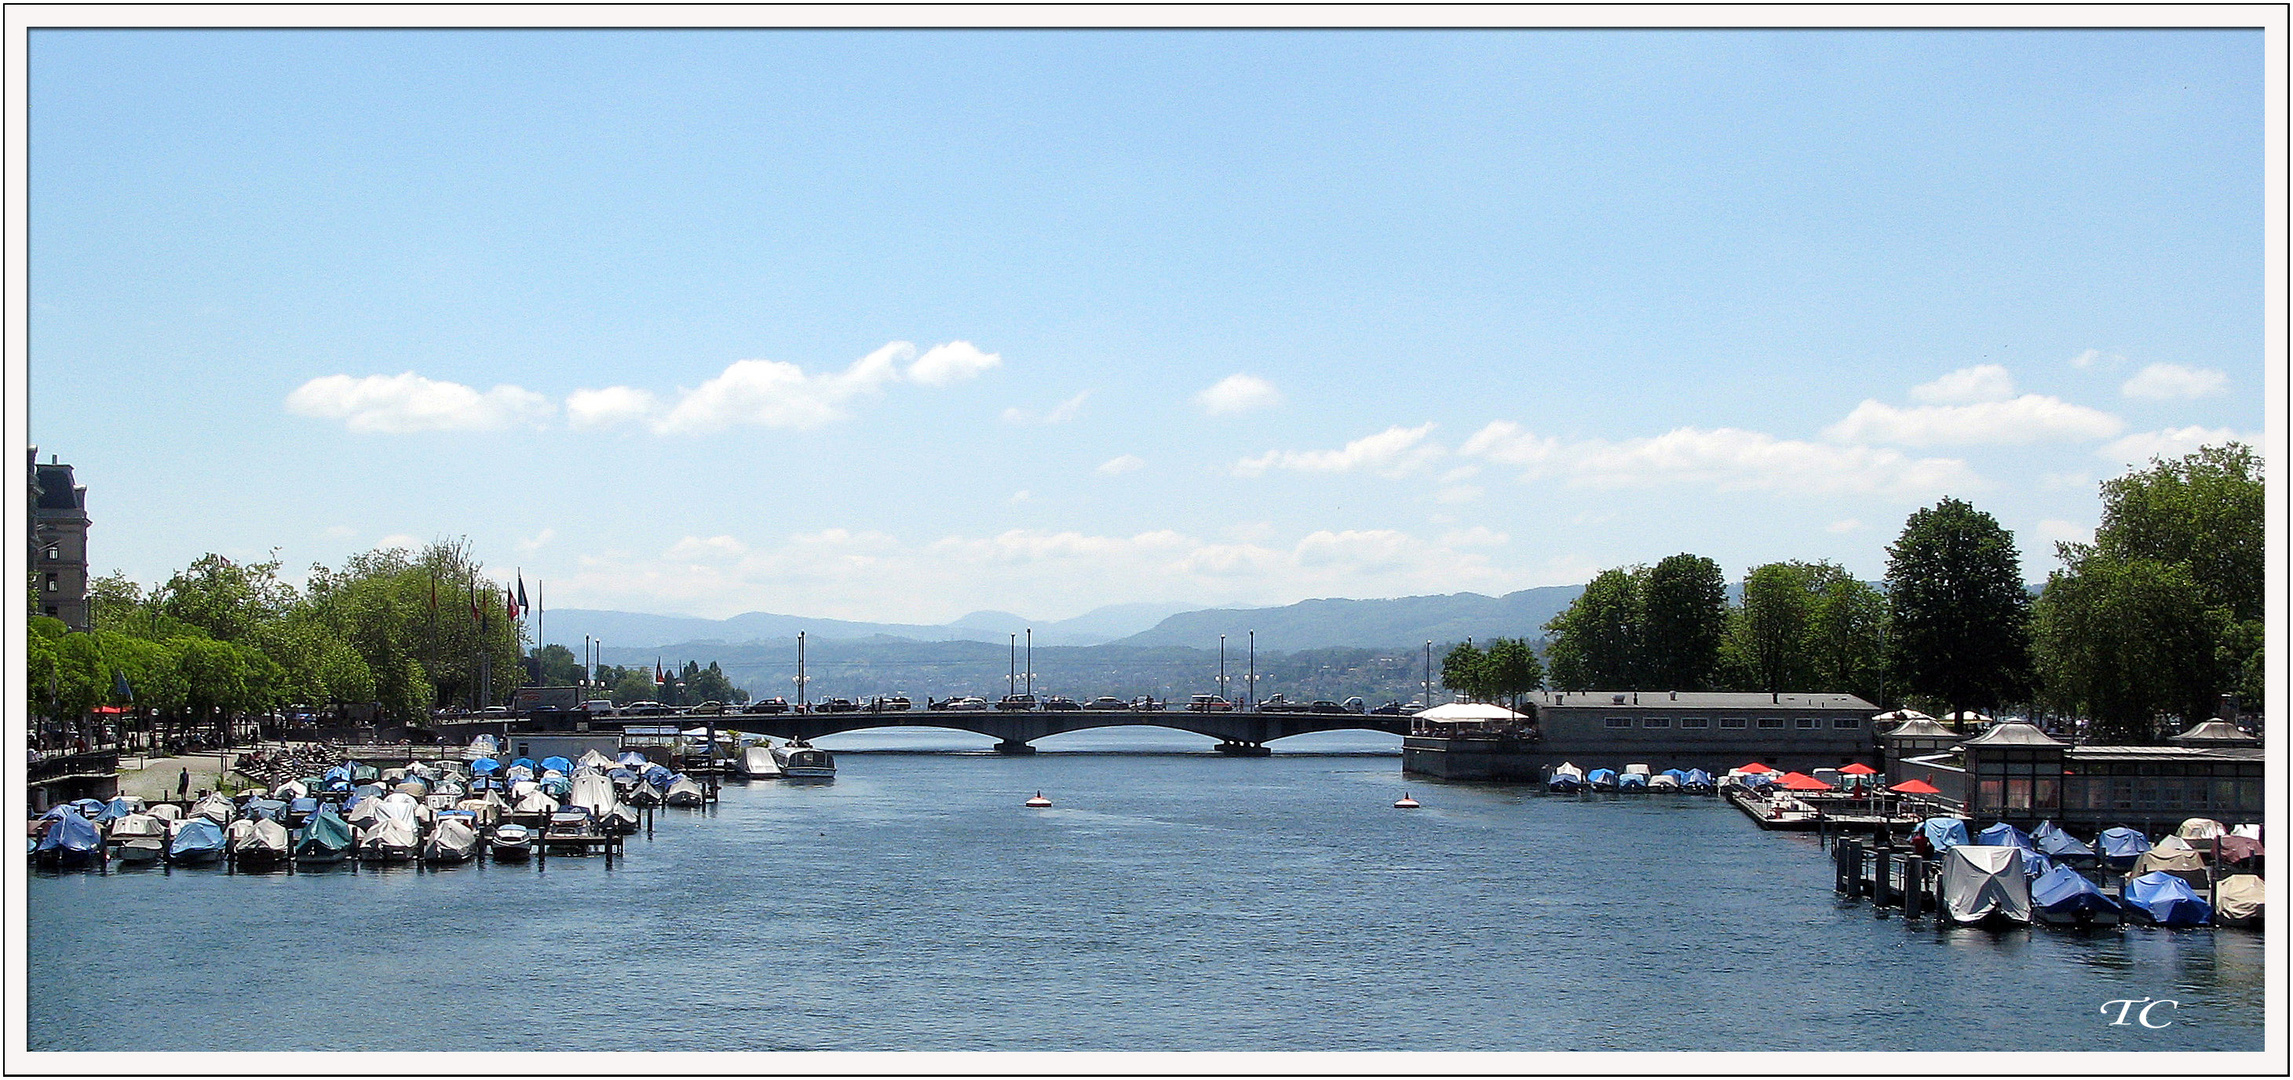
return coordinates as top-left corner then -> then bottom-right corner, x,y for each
1402,690 -> 1879,781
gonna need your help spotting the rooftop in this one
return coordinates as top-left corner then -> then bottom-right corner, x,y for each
1528,690 -> 1876,712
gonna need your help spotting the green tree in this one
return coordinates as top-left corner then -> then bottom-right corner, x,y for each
684,660 -> 742,704
1481,637 -> 1545,711
1806,575 -> 1890,706
533,643 -> 582,685
1543,567 -> 1644,690
613,668 -> 660,704
2033,557 -> 2218,743
1440,641 -> 1488,701
156,553 -> 297,644
1732,562 -> 1819,696
1640,554 -> 1728,691
1885,497 -> 2033,715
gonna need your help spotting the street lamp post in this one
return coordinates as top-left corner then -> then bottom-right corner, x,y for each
1219,635 -> 1227,702
1248,630 -> 1255,711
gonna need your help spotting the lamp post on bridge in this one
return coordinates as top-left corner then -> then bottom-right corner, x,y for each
1218,634 -> 1228,702
1247,630 -> 1255,711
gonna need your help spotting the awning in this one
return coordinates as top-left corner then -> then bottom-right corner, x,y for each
1412,702 -> 1527,722
1839,763 -> 1878,775
1889,779 -> 1942,794
1737,762 -> 1775,774
1777,771 -> 1833,791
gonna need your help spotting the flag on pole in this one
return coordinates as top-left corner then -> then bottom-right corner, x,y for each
655,660 -> 666,685
112,668 -> 133,703
514,573 -> 529,620
470,579 -> 482,623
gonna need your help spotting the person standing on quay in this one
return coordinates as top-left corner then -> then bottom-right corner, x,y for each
177,767 -> 190,800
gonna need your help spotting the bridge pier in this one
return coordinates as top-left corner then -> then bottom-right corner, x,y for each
1215,741 -> 1271,757
994,740 -> 1037,755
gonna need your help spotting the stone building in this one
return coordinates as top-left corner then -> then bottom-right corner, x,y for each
1402,689 -> 1880,781
1895,718 -> 2265,834
28,448 -> 90,630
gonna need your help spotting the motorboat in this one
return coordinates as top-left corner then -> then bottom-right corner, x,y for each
1937,845 -> 2032,926
2097,826 -> 2152,868
542,808 -> 603,854
510,789 -> 560,824
626,781 -> 663,809
2121,871 -> 2213,926
1617,770 -> 1649,792
294,807 -> 354,864
36,811 -> 104,869
105,813 -> 168,864
190,793 -> 237,824
2214,874 -> 2264,929
355,817 -> 420,863
168,818 -> 228,866
1547,762 -> 1585,793
2029,863 -> 2121,926
598,802 -> 642,835
2031,821 -> 2098,864
738,745 -> 782,779
772,739 -> 836,779
1680,769 -> 1716,795
662,775 -> 708,807
421,816 -> 481,864
225,818 -> 291,870
1917,817 -> 1971,853
488,823 -> 533,861
1586,768 -> 1618,792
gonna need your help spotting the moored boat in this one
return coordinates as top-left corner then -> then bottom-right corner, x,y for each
1586,768 -> 1619,792
738,745 -> 782,779
168,818 -> 228,866
488,823 -> 533,861
771,739 -> 836,779
1937,844 -> 2032,927
294,807 -> 354,864
355,817 -> 420,863
2030,863 -> 2120,927
2121,871 -> 2212,927
2214,874 -> 2263,929
225,818 -> 292,870
662,775 -> 707,807
36,811 -> 104,869
421,816 -> 480,864
105,813 -> 167,864
1547,762 -> 1584,793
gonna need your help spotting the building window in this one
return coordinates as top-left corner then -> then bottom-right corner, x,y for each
1796,717 -> 1818,729
1720,717 -> 1747,729
1758,717 -> 1786,729
1604,717 -> 1633,729
43,606 -> 56,617
1831,717 -> 1861,728
44,545 -> 57,561
1642,717 -> 1670,728
1679,717 -> 1708,729
44,573 -> 56,592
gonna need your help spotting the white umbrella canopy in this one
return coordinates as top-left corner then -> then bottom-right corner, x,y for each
1872,708 -> 1936,722
1412,702 -> 1527,722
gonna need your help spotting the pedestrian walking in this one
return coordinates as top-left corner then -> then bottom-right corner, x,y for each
177,767 -> 190,800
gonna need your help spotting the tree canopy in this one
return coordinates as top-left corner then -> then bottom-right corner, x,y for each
1885,497 -> 2032,715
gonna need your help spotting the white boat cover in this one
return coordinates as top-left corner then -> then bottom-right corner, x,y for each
665,777 -> 706,803
107,813 -> 166,839
228,818 -> 291,853
469,734 -> 501,755
1648,773 -> 1681,790
427,818 -> 479,857
2215,874 -> 2264,923
407,760 -> 437,779
425,794 -> 461,811
1553,762 -> 1584,781
379,792 -> 430,825
1939,845 -> 2033,925
380,768 -> 408,784
2232,823 -> 2263,841
509,779 -> 540,799
360,817 -> 420,850
742,746 -> 781,778
454,797 -> 503,825
513,790 -> 559,814
149,803 -> 184,822
576,749 -> 613,770
2152,834 -> 2200,857
192,794 -> 236,824
568,773 -> 619,814
273,780 -> 308,800
2175,818 -> 2227,841
346,798 -> 385,826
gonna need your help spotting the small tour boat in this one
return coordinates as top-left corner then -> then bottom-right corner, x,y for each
1025,792 -> 1052,808
771,739 -> 836,780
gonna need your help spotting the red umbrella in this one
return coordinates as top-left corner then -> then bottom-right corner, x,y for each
1777,771 -> 1833,791
1737,762 -> 1776,774
1889,778 -> 1941,794
1839,763 -> 1878,775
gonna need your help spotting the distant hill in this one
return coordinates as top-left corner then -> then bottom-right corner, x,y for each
543,600 -> 1208,651
1113,586 -> 1586,650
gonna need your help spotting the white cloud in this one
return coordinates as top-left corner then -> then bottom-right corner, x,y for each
566,385 -> 660,429
375,533 -> 423,552
2120,363 -> 2228,400
517,528 -> 558,553
1911,364 -> 2015,404
665,535 -> 748,561
1457,424 -> 1974,497
1233,423 -> 1442,478
1459,421 -> 1561,472
323,525 -> 356,540
2097,426 -> 2254,465
1007,490 -> 1032,504
906,341 -> 1002,386
285,372 -> 553,433
1096,454 -> 1146,476
1005,390 -> 1092,425
1824,395 -> 2124,446
2036,519 -> 2094,547
651,342 -> 911,434
2070,349 -> 2125,369
1443,526 -> 1509,548
1827,519 -> 1861,534
1434,485 -> 1483,504
1194,374 -> 1283,416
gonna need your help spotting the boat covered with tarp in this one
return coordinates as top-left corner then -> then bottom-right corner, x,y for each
295,807 -> 354,863
105,813 -> 167,862
663,775 -> 708,807
1647,770 -> 1681,792
357,817 -> 420,862
36,811 -> 104,866
2031,821 -> 2096,862
2176,818 -> 2227,842
2121,871 -> 2212,926
1976,822 -> 2036,854
1937,844 -> 2032,926
1585,768 -> 1618,792
168,818 -> 227,864
227,818 -> 291,867
1681,769 -> 1716,795
421,816 -> 480,863
95,795 -> 147,824
2130,845 -> 2207,881
2029,863 -> 2121,926
2214,874 -> 2263,928
739,745 -> 782,780
1918,817 -> 1971,853
540,756 -> 574,776
1547,762 -> 1584,793
1616,770 -> 1648,791
2098,826 -> 2153,867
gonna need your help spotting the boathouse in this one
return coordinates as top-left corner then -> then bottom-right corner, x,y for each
1890,718 -> 2266,834
1401,690 -> 1878,781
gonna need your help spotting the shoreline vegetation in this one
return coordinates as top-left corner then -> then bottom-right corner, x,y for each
29,444 -> 2260,753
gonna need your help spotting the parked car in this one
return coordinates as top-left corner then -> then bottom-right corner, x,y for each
1308,700 -> 1346,714
816,698 -> 859,713
937,696 -> 991,711
1259,694 -> 1308,713
580,699 -> 618,714
1041,697 -> 1082,711
871,696 -> 912,712
997,694 -> 1039,712
1130,696 -> 1165,712
1340,697 -> 1366,714
1186,695 -> 1234,713
1368,701 -> 1405,716
1085,696 -> 1130,711
742,697 -> 790,715
689,701 -> 725,716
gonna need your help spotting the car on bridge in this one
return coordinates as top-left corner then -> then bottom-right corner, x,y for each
1085,696 -> 1130,711
867,696 -> 912,712
997,694 -> 1039,711
742,697 -> 791,715
1185,695 -> 1235,713
937,696 -> 991,711
1041,697 -> 1082,711
1258,694 -> 1308,713
1129,696 -> 1165,712
1307,700 -> 1348,714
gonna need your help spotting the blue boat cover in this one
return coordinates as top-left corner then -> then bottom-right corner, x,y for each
324,765 -> 352,783
71,798 -> 107,816
642,764 -> 674,788
2098,827 -> 2153,863
97,796 -> 141,823
243,798 -> 287,820
40,805 -> 77,821
470,757 -> 500,775
1684,769 -> 1714,785
1919,817 -> 1971,852
2035,828 -> 2096,859
38,811 -> 101,854
540,756 -> 574,775
1977,822 -> 2037,852
1586,769 -> 1618,785
169,818 -> 226,858
290,797 -> 319,815
2123,871 -> 2212,926
2022,851 -> 2054,879
1618,772 -> 1648,788
1660,769 -> 1688,783
511,757 -> 537,771
2030,864 -> 2120,919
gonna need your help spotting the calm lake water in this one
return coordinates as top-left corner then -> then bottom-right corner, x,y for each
25,727 -> 2266,1052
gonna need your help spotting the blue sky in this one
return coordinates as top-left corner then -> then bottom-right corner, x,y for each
27,28 -> 2266,623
